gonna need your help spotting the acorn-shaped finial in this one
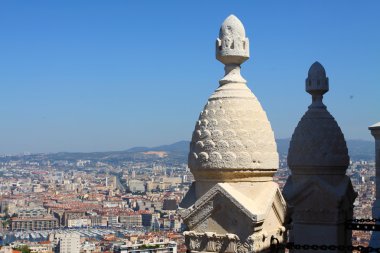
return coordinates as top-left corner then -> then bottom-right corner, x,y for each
306,61 -> 329,108
216,15 -> 249,65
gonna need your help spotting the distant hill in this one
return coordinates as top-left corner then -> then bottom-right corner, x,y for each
275,138 -> 375,161
346,139 -> 375,161
131,139 -> 375,161
276,139 -> 291,158
0,139 -> 374,164
127,140 -> 189,153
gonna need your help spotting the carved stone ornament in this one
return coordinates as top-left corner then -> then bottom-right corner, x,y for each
184,231 -> 285,253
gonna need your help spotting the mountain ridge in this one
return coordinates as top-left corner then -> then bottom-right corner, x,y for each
0,139 -> 374,163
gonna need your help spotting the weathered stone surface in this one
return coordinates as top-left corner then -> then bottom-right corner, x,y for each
284,175 -> 356,224
216,15 -> 249,66
287,108 -> 349,172
183,182 -> 286,253
369,122 -> 380,247
189,92 -> 278,175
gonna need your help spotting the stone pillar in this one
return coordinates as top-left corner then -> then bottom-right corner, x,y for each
369,122 -> 380,247
283,62 -> 357,252
180,15 -> 286,253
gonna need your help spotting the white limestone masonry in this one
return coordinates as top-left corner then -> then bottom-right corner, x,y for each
181,15 -> 286,253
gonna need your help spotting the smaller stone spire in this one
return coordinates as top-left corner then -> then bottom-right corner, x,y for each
216,15 -> 250,85
284,62 -> 356,250
306,61 -> 329,108
287,62 -> 349,171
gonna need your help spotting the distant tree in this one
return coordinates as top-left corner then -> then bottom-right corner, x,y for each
2,219 -> 10,228
15,245 -> 31,253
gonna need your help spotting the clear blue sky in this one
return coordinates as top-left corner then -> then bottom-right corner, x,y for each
0,1 -> 379,154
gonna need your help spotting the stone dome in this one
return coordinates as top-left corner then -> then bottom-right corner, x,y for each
188,82 -> 279,181
188,15 -> 278,182
288,62 -> 349,174
287,109 -> 349,171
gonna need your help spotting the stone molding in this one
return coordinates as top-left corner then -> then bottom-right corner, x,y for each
183,183 -> 286,227
184,230 -> 285,253
182,182 -> 286,252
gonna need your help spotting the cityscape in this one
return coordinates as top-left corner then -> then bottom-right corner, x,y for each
0,139 -> 376,252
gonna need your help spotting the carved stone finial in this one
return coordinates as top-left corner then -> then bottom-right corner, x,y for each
216,15 -> 250,85
216,15 -> 249,65
306,61 -> 329,108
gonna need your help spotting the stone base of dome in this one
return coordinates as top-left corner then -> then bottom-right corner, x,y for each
191,168 -> 276,182
289,166 -> 348,175
180,181 -> 287,253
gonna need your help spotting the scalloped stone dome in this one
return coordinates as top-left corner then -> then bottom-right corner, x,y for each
188,82 -> 279,181
288,108 -> 349,171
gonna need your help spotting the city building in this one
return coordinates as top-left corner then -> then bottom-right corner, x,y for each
114,242 -> 177,253
119,213 -> 142,227
162,199 -> 177,211
54,233 -> 80,253
128,180 -> 145,193
67,217 -> 91,228
17,207 -> 47,218
63,211 -> 86,227
141,212 -> 160,228
90,215 -> 102,227
11,216 -> 59,231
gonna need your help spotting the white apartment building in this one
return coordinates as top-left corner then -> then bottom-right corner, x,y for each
55,232 -> 80,253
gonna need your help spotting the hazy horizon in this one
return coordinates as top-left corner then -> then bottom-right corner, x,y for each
0,1 -> 379,154
0,138 -> 375,156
